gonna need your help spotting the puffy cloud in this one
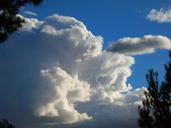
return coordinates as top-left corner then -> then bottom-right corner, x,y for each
0,14 -> 102,125
147,8 -> 171,23
37,67 -> 92,123
19,14 -> 44,31
107,35 -> 171,55
0,14 -> 167,128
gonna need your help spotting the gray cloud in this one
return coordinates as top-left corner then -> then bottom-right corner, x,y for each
108,35 -> 171,55
147,8 -> 171,23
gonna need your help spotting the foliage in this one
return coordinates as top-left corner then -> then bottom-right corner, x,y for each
0,0 -> 43,43
138,52 -> 171,128
0,119 -> 15,128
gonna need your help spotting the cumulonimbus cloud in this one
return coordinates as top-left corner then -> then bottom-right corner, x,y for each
147,8 -> 171,23
0,14 -> 168,128
107,35 -> 171,55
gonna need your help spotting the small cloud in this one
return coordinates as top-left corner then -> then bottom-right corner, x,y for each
108,35 -> 171,56
147,8 -> 171,23
24,11 -> 37,16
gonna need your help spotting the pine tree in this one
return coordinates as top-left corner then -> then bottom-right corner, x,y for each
138,52 -> 171,128
0,0 -> 43,43
0,119 -> 15,128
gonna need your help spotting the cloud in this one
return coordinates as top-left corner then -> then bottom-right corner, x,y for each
0,14 -> 168,128
24,11 -> 38,16
37,67 -> 92,123
147,8 -> 171,23
107,35 -> 171,55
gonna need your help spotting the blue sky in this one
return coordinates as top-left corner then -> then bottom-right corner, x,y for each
1,1 -> 171,127
23,0 -> 171,88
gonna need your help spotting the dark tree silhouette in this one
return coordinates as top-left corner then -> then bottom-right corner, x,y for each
138,52 -> 171,128
0,119 -> 15,128
0,0 -> 43,43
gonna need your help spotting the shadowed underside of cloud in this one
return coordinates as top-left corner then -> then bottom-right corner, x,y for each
108,35 -> 171,55
147,8 -> 171,23
0,14 -> 169,128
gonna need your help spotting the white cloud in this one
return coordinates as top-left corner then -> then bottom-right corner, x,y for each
18,14 -> 44,31
108,35 -> 171,55
147,8 -> 171,23
24,11 -> 38,16
37,67 -> 92,123
0,14 -> 169,128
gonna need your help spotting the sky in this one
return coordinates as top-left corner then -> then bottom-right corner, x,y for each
23,0 -> 171,87
0,0 -> 171,128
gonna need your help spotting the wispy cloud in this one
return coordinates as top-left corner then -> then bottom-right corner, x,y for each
147,8 -> 171,23
24,11 -> 37,16
107,35 -> 171,56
